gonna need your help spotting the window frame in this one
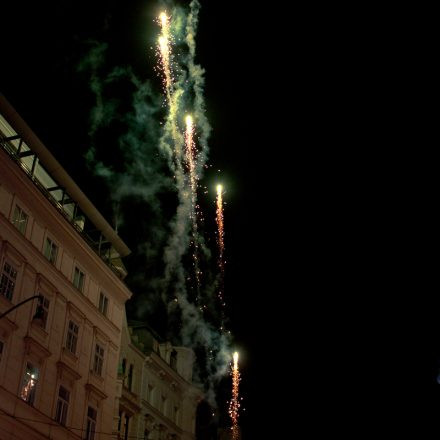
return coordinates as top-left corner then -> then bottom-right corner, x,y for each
85,406 -> 97,440
98,292 -> 108,316
72,266 -> 85,292
12,204 -> 28,235
65,320 -> 79,355
55,384 -> 70,426
20,361 -> 39,405
0,260 -> 18,301
43,236 -> 58,265
92,342 -> 105,376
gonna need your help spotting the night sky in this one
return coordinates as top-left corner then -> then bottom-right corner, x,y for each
0,1 -> 433,437
0,1 -> 287,438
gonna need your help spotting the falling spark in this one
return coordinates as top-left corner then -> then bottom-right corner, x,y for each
185,115 -> 201,289
229,351 -> 241,440
157,11 -> 173,103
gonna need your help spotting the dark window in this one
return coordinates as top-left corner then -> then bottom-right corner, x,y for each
0,261 -> 17,301
43,237 -> 58,264
73,267 -> 85,292
128,364 -> 134,391
55,385 -> 70,426
12,205 -> 28,234
93,343 -> 104,376
170,349 -> 178,370
98,292 -> 108,316
66,320 -> 79,354
35,294 -> 50,328
85,406 -> 97,440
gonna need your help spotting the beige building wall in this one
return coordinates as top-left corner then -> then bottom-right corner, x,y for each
115,315 -> 203,440
0,98 -> 132,440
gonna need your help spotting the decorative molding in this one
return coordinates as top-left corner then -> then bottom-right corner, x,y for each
85,382 -> 107,400
23,335 -> 51,361
56,360 -> 81,382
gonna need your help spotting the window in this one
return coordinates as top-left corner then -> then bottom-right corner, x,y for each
35,294 -> 50,328
174,406 -> 180,425
66,321 -> 79,354
0,340 -> 4,363
43,237 -> 58,265
128,364 -> 134,391
85,406 -> 97,440
98,292 -> 108,316
0,261 -> 17,301
12,205 -> 28,234
93,343 -> 104,376
144,429 -> 150,440
55,385 -> 70,426
170,349 -> 177,370
123,414 -> 130,440
20,362 -> 39,405
73,267 -> 84,292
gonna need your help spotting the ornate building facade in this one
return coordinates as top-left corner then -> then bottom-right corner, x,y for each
115,315 -> 203,440
0,95 -> 132,440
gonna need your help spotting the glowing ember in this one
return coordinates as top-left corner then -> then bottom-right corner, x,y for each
229,351 -> 241,440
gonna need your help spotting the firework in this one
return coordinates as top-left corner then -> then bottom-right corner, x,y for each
216,184 -> 226,310
157,11 -> 173,103
185,115 -> 198,211
185,115 -> 201,289
229,351 -> 241,440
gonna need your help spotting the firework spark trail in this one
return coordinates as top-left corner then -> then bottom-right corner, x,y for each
216,184 -> 226,315
229,352 -> 241,440
158,12 -> 173,104
185,115 -> 202,291
156,11 -> 185,173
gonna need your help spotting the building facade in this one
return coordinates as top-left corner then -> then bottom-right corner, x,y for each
115,315 -> 203,440
0,95 -> 132,440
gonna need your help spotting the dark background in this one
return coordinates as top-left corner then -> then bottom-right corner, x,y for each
0,1 -> 433,438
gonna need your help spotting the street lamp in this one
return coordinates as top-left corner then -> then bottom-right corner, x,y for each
0,294 -> 43,320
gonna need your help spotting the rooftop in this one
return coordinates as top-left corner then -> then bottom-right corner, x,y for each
0,94 -> 131,279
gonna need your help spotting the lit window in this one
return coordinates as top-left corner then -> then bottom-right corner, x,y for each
44,237 -> 58,265
66,321 -> 79,354
35,294 -> 50,328
12,205 -> 28,234
20,362 -> 39,405
85,406 -> 97,440
73,267 -> 85,292
55,385 -> 70,426
93,343 -> 104,376
98,292 -> 108,316
0,261 -> 17,301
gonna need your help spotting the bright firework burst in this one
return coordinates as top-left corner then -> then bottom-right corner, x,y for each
229,351 -> 241,440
